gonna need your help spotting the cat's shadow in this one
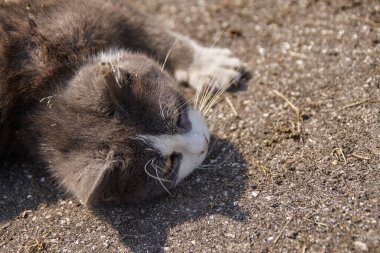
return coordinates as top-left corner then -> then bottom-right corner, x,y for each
0,137 -> 248,252
0,161 -> 61,223
95,137 -> 248,252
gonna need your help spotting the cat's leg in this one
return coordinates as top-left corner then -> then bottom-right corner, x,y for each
169,33 -> 244,91
136,29 -> 244,92
103,1 -> 244,91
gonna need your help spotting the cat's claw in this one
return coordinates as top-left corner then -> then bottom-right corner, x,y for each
175,43 -> 244,92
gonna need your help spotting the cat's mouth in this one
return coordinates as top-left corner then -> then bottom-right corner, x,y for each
162,153 -> 182,178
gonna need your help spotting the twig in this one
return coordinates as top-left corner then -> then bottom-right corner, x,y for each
288,50 -> 307,59
351,152 -> 371,160
273,90 -> 302,135
336,145 -> 347,164
304,218 -> 328,227
350,16 -> 380,28
339,146 -> 347,164
343,178 -> 355,194
224,96 -> 238,116
339,98 -> 379,110
274,216 -> 293,244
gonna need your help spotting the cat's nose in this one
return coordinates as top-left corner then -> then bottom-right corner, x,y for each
183,133 -> 209,155
204,134 -> 210,144
200,136 -> 208,155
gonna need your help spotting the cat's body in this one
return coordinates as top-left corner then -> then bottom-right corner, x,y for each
0,0 -> 243,205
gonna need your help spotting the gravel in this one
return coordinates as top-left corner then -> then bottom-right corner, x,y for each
1,0 -> 379,252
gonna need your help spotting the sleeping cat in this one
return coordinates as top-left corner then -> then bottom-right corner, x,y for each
0,0 -> 243,206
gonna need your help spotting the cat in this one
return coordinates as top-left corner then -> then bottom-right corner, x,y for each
0,0 -> 243,206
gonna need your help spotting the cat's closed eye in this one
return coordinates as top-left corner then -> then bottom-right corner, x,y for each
176,110 -> 184,128
174,107 -> 191,132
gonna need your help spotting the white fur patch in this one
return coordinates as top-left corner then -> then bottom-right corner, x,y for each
174,37 -> 244,91
140,110 -> 209,183
96,49 -> 126,63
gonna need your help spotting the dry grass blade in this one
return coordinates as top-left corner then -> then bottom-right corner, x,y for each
333,145 -> 347,164
273,90 -> 302,136
350,15 -> 380,27
303,218 -> 328,227
339,98 -> 379,111
224,96 -> 238,116
274,216 -> 293,244
351,152 -> 371,160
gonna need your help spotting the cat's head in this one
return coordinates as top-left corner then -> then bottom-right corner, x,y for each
34,50 -> 209,206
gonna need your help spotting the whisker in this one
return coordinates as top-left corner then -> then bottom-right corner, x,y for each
209,121 -> 216,132
158,92 -> 165,121
199,76 -> 218,112
211,23 -> 230,48
144,158 -> 156,178
196,77 -> 212,111
165,94 -> 177,118
162,93 -> 178,130
151,162 -> 172,183
144,158 -> 171,183
194,73 -> 217,110
172,98 -> 194,119
198,151 -> 233,169
205,104 -> 225,123
152,160 -> 173,195
202,78 -> 234,116
181,97 -> 194,109
204,138 -> 219,160
161,39 -> 178,71
194,82 -> 202,110
145,148 -> 157,153
201,76 -> 228,115
205,98 -> 228,119
205,123 -> 226,160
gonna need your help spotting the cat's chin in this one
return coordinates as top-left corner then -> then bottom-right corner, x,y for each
175,152 -> 207,185
139,109 -> 209,185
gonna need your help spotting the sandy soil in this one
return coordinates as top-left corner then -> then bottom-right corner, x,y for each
1,0 -> 379,252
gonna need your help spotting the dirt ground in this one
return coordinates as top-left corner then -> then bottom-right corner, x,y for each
1,0 -> 379,252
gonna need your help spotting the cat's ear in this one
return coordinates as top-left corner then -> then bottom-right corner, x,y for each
75,151 -> 121,207
102,63 -> 133,89
102,64 -> 133,114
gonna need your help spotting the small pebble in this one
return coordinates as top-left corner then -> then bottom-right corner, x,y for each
354,241 -> 368,252
251,191 -> 259,197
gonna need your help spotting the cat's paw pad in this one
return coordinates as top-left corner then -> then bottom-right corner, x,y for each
175,45 -> 244,91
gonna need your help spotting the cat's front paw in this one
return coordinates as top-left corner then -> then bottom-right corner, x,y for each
175,43 -> 244,91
